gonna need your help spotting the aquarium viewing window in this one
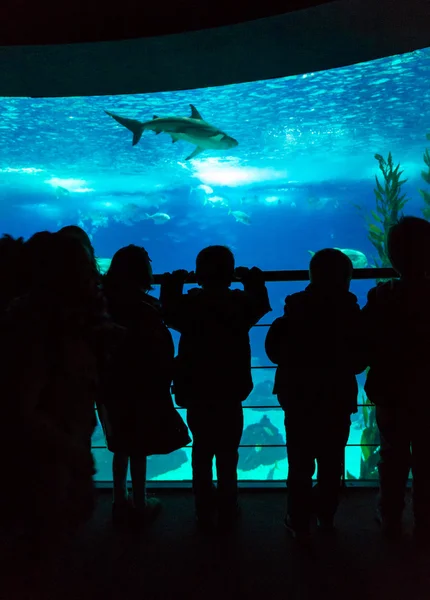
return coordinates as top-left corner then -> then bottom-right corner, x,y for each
1,44 -> 429,485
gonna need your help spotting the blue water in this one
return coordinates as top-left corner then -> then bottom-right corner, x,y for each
2,46 -> 429,482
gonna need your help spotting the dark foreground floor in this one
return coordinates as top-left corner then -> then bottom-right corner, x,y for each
2,488 -> 429,600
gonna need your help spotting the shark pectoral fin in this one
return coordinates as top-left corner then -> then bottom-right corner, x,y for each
170,134 -> 179,143
185,147 -> 205,160
153,116 -> 162,135
189,105 -> 204,120
210,134 -> 224,142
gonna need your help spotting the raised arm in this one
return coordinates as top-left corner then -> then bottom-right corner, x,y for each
236,266 -> 272,325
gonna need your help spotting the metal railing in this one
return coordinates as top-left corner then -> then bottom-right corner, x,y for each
94,268 -> 392,486
152,267 -> 397,284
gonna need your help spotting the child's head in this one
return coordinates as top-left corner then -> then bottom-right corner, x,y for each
387,216 -> 430,279
105,244 -> 153,293
195,245 -> 235,288
309,248 -> 353,292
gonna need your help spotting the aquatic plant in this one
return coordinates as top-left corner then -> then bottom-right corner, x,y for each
420,133 -> 430,220
348,154 -> 408,481
358,394 -> 380,480
363,152 -> 409,268
346,370 -> 380,481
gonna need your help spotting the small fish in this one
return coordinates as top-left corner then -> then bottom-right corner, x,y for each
55,185 -> 70,199
197,184 -> 214,195
336,248 -> 368,268
144,212 -> 171,225
229,210 -> 251,225
308,248 -> 368,268
205,195 -> 229,208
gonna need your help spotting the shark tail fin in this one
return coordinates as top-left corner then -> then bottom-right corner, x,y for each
143,213 -> 151,220
105,110 -> 145,146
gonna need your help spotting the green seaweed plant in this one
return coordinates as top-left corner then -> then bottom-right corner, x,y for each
349,153 -> 413,482
365,152 -> 409,268
346,370 -> 380,481
358,393 -> 380,480
420,133 -> 430,220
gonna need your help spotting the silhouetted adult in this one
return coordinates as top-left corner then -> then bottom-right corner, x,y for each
57,224 -> 96,263
0,234 -> 25,314
0,231 -> 111,550
265,248 -> 365,542
362,216 -> 430,544
160,245 -> 271,530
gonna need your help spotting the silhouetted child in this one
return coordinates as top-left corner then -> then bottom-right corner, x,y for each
101,245 -> 189,528
362,216 -> 430,544
265,248 -> 364,540
160,246 -> 271,529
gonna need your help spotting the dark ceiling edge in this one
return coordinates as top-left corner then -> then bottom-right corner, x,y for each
1,0 -> 430,98
1,1 -> 331,46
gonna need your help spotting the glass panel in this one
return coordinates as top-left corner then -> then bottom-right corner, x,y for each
147,448 -> 192,482
238,446 -> 287,481
245,368 -> 278,409
346,401 -> 381,480
92,410 -> 106,447
93,448 -> 113,482
9,48 -> 426,484
96,408 -> 391,483
93,447 -> 193,482
345,446 -> 380,481
2,48 -> 427,272
350,279 -> 377,309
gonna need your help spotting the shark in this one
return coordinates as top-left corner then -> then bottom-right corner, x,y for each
105,104 -> 238,161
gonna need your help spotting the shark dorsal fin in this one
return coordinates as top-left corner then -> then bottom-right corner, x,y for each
190,105 -> 203,120
153,115 -> 159,119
